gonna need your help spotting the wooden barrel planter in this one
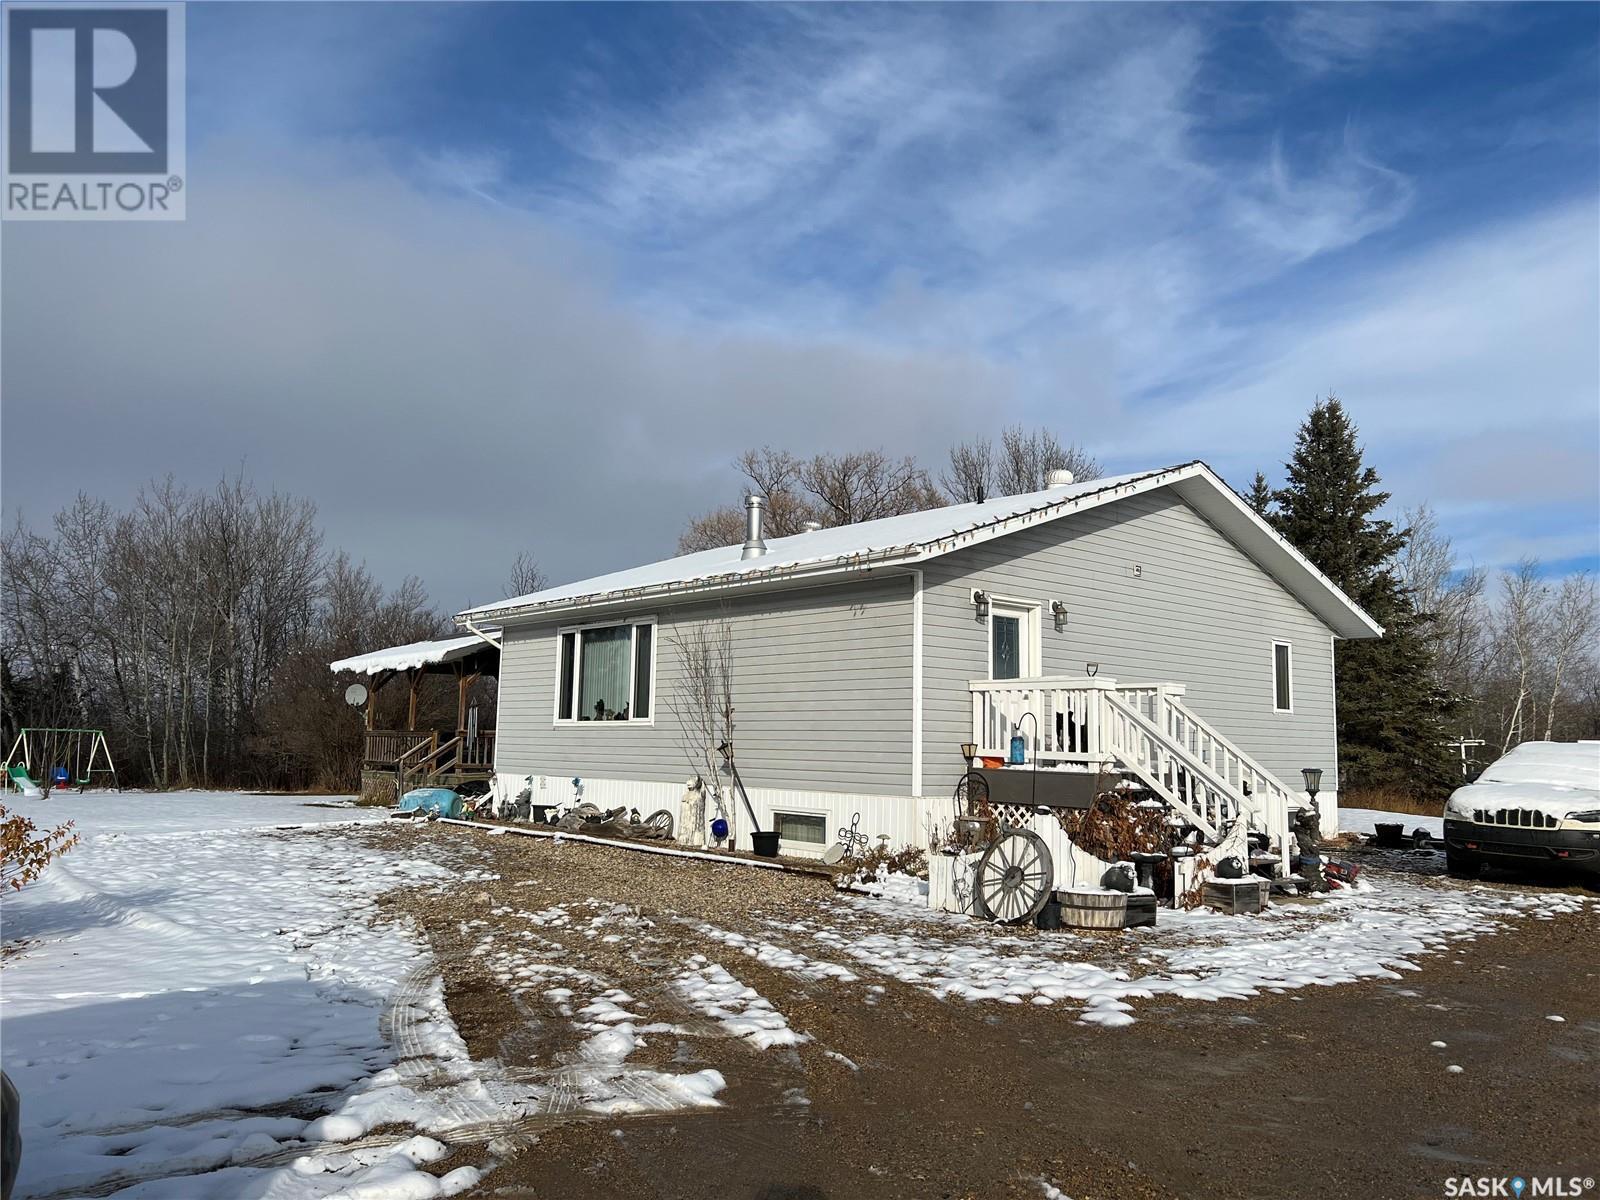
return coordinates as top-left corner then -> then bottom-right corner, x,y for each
1058,888 -> 1157,930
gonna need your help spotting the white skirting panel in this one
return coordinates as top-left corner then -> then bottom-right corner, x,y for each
491,769 -> 1116,883
1318,790 -> 1340,837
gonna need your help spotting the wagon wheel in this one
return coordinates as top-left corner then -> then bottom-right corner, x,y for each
642,809 -> 674,837
972,828 -> 1054,925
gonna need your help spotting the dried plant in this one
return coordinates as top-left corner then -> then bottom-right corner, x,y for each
0,804 -> 79,891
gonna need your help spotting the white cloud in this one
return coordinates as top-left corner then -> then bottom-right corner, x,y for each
1105,199 -> 1600,569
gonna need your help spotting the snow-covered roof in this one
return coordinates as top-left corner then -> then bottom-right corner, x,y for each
1445,741 -> 1600,820
329,633 -> 498,676
458,461 -> 1383,639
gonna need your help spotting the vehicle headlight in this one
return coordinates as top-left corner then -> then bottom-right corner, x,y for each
1563,809 -> 1600,824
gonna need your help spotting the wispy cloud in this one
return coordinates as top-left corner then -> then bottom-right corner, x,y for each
3,3 -> 1595,600
1267,4 -> 1497,74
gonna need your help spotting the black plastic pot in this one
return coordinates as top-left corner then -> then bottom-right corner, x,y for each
1034,899 -> 1063,930
751,830 -> 781,858
1373,822 -> 1406,848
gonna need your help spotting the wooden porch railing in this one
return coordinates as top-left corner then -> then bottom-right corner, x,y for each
457,728 -> 495,769
364,727 -> 497,795
970,677 -> 1295,864
364,729 -> 435,767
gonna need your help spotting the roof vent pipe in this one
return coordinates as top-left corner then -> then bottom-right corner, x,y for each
1045,469 -> 1075,488
800,520 -> 824,533
741,494 -> 768,559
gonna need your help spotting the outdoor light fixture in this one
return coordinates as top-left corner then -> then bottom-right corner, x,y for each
1050,600 -> 1069,630
1085,662 -> 1099,678
1299,771 -> 1324,819
971,589 -> 990,618
961,741 -> 978,764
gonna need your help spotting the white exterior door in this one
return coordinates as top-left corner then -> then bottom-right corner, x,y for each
989,603 -> 1036,680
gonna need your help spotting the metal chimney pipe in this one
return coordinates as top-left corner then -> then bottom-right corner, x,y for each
741,494 -> 768,559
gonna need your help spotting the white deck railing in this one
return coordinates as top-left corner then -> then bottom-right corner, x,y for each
969,676 -> 1295,864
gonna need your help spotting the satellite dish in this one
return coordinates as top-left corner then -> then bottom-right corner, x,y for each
344,683 -> 369,708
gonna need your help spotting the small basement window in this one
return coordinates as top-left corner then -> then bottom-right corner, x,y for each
555,618 -> 656,723
773,811 -> 827,846
1272,641 -> 1293,713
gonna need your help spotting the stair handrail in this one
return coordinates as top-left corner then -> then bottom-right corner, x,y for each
1148,693 -> 1295,863
1100,687 -> 1294,840
396,734 -> 461,796
1091,689 -> 1234,837
1161,693 -> 1300,810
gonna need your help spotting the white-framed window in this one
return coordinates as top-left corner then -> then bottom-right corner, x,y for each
555,617 -> 656,724
773,810 -> 827,847
988,600 -> 1040,681
1272,641 -> 1293,713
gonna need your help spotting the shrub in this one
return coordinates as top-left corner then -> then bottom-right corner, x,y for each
841,842 -> 927,886
0,804 -> 80,891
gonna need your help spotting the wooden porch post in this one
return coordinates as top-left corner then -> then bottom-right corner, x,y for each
456,668 -> 469,735
407,670 -> 420,732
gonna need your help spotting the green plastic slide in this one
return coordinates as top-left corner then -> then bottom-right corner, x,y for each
5,764 -> 43,798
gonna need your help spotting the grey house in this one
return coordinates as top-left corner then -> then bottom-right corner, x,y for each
456,462 -> 1381,859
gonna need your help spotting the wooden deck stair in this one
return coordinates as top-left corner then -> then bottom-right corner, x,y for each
971,677 -> 1298,864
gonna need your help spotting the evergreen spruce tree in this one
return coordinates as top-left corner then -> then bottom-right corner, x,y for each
1272,397 -> 1456,797
1245,472 -> 1274,517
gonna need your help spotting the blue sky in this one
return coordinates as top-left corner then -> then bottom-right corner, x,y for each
4,2 -> 1597,607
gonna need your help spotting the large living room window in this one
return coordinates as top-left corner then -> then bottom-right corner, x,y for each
556,618 -> 655,723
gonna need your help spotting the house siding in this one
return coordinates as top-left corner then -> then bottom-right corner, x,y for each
495,575 -> 916,798
919,490 -> 1339,802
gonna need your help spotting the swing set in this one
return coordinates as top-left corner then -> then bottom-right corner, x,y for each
3,728 -> 120,796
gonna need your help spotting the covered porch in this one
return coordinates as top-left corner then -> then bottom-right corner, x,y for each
330,632 -> 500,797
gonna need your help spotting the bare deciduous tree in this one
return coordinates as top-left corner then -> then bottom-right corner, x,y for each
943,426 -> 1101,502
994,426 -> 1100,496
798,449 -> 940,526
505,551 -> 548,597
2,474 -> 443,792
941,438 -> 994,504
1398,503 -> 1487,702
1542,572 -> 1598,741
667,613 -> 735,848
1495,559 -> 1546,754
678,446 -> 940,552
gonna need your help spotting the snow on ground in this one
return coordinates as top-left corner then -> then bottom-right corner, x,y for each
673,956 -> 807,1049
838,867 -> 929,907
1339,807 -> 1444,838
0,792 -> 501,1199
2,788 -> 383,838
755,875 -> 1585,1028
0,793 -> 717,1200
